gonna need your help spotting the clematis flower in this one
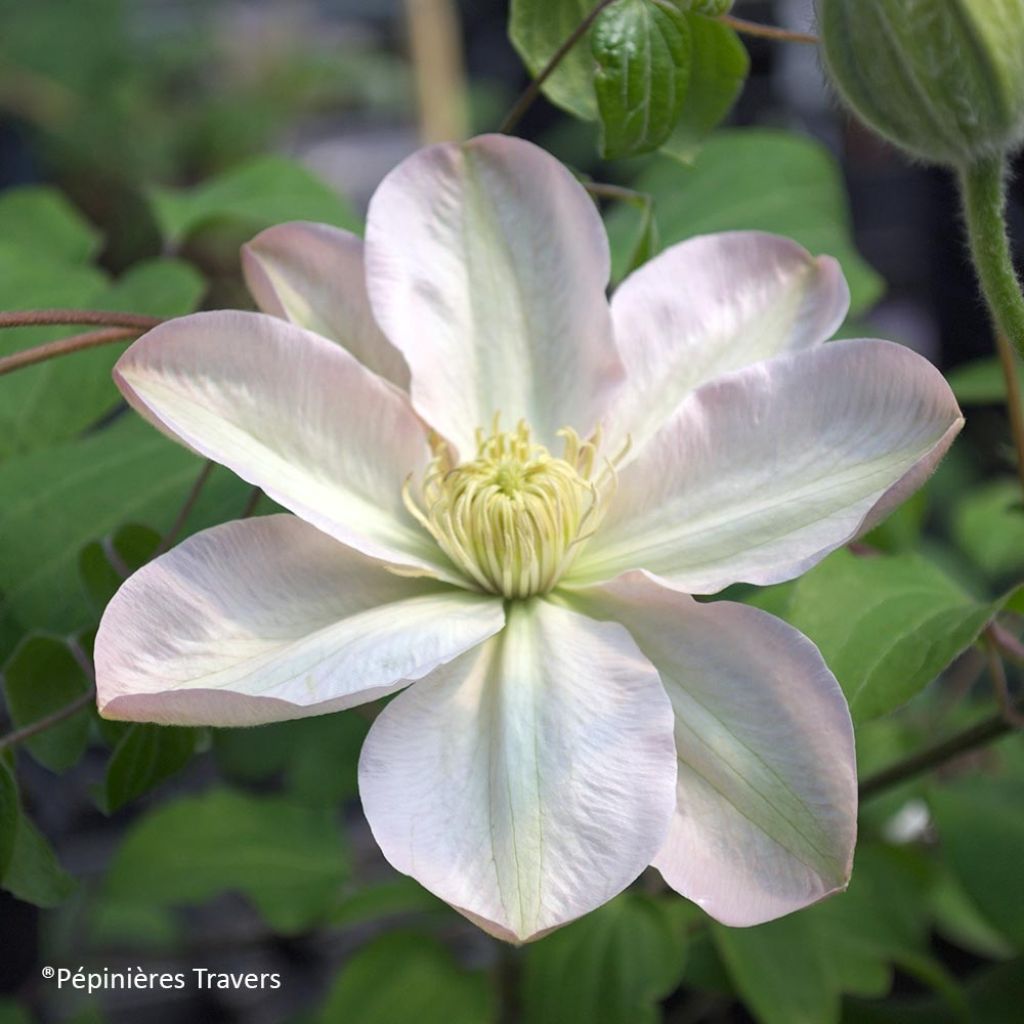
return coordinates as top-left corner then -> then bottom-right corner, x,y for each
95,134 -> 963,942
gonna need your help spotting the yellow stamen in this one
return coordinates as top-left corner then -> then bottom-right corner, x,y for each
404,418 -> 622,598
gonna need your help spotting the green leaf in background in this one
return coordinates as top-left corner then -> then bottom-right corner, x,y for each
0,998 -> 30,1024
0,186 -> 99,265
0,762 -> 18,880
930,778 -> 1024,950
713,914 -> 837,1024
522,891 -> 690,1024
105,788 -> 348,933
509,0 -> 598,120
0,256 -> 204,458
758,549 -> 1004,722
79,523 -> 162,612
149,155 -> 359,247
952,479 -> 1024,581
1,773 -> 76,908
945,356 -> 1024,406
660,13 -> 748,162
97,724 -> 196,814
592,0 -> 692,159
2,635 -> 92,773
213,712 -> 368,805
0,415 -> 248,656
317,931 -> 495,1024
328,878 -> 445,929
608,129 -> 884,314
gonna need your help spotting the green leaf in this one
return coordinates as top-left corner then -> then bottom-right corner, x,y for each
0,998 -> 31,1024
509,0 -> 599,120
0,415 -> 247,656
0,762 -> 18,880
952,479 -> 1024,581
769,549 -> 1003,722
523,892 -> 689,1024
2,635 -> 92,773
213,712 -> 368,805
0,186 -> 99,265
713,914 -> 838,1024
79,523 -> 162,612
592,0 -> 692,159
945,356 -> 1024,406
328,878 -> 445,928
317,931 -> 495,1024
105,789 -> 348,933
1,783 -> 76,908
608,129 -> 884,314
97,724 -> 196,814
930,778 -> 1024,950
661,13 -> 748,162
0,258 -> 204,458
604,190 -> 660,284
149,155 -> 359,247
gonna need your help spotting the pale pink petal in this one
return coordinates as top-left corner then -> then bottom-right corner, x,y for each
358,599 -> 677,942
607,232 -> 849,454
242,221 -> 410,388
364,133 -> 623,456
574,572 -> 856,927
570,340 -> 963,593
114,310 -> 451,577
96,515 -> 504,727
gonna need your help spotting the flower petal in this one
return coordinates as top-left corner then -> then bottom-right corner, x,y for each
242,221 -> 410,388
573,573 -> 856,927
364,134 -> 623,455
571,340 -> 963,593
95,515 -> 504,726
607,232 -> 849,454
115,310 -> 449,576
358,598 -> 677,942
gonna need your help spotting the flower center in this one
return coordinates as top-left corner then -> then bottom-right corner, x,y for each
404,417 -> 622,599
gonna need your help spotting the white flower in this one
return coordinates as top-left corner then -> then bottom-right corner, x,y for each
95,135 -> 963,942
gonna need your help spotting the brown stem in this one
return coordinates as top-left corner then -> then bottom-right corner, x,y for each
584,181 -> 647,204
153,460 -> 216,557
859,697 -> 1024,800
0,327 -> 139,377
986,631 -> 1024,727
718,14 -> 818,45
240,486 -> 264,518
0,309 -> 163,331
995,330 -> 1024,499
0,688 -> 96,754
499,0 -> 619,135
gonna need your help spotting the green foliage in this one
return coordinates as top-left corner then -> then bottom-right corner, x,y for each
104,788 -> 349,933
0,187 -> 99,265
945,356 -> 1024,406
511,1 -> 746,158
149,155 -> 359,247
0,415 -> 247,656
213,712 -> 369,805
523,891 -> 691,1024
755,549 -> 1014,722
607,129 -> 884,311
592,0 -> 692,158
79,523 -> 162,612
97,724 -> 197,814
318,931 -> 496,1024
0,763 -> 76,907
2,635 -> 92,773
930,778 -> 1024,949
952,479 -> 1024,582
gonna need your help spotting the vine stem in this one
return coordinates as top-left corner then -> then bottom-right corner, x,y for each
0,309 -> 163,331
152,460 -> 216,558
0,326 -> 139,378
959,155 -> 1024,498
498,0 -> 618,135
0,689 -> 96,755
859,694 -> 1023,800
718,14 -> 818,45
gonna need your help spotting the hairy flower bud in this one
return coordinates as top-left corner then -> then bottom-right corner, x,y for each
817,0 -> 1024,166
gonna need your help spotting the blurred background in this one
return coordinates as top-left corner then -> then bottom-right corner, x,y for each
1,1 -> 1022,1022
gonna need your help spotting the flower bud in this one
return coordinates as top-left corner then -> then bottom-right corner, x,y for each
817,0 -> 1024,166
